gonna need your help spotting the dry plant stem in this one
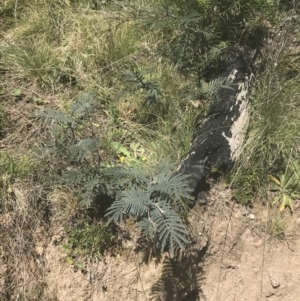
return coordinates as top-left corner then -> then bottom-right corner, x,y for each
215,200 -> 235,301
260,199 -> 269,301
133,252 -> 147,301
14,0 -> 18,21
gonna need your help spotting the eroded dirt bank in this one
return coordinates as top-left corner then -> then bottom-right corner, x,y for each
1,183 -> 300,301
198,186 -> 300,301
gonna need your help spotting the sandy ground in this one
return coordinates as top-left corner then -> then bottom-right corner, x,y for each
1,183 -> 300,301
199,192 -> 300,301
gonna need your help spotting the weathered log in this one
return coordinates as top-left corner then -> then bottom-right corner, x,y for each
176,57 -> 253,198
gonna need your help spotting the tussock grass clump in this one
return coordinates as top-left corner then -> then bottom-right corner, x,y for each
231,18 -> 300,207
48,186 -> 81,225
105,62 -> 203,163
266,208 -> 300,239
1,0 -> 142,90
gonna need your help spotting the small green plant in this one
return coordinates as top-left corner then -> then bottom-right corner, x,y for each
63,223 -> 117,264
13,88 -> 23,97
0,153 -> 17,193
0,153 -> 34,188
34,92 -> 98,163
61,161 -> 193,254
269,160 -> 300,213
34,92 -> 105,207
120,69 -> 161,107
231,171 -> 260,204
110,141 -> 148,164
267,212 -> 288,238
0,104 -> 8,138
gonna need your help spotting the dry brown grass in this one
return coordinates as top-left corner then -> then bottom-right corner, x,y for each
48,186 -> 81,226
267,207 -> 300,240
0,180 -> 50,300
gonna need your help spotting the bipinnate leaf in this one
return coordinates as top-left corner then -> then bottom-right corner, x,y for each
150,201 -> 188,255
34,109 -> 72,125
148,172 -> 193,200
105,188 -> 149,224
70,92 -> 95,120
68,138 -> 97,162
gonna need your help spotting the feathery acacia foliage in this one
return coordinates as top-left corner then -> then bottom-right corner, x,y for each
105,162 -> 193,255
34,92 -> 97,163
34,92 -> 104,206
35,94 -> 193,253
122,0 -> 281,80
120,69 -> 161,107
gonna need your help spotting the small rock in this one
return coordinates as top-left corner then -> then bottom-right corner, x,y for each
197,191 -> 207,205
269,270 -> 280,289
249,214 -> 255,220
241,207 -> 248,216
35,245 -> 44,256
266,291 -> 275,298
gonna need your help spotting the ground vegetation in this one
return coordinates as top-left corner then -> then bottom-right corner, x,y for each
0,0 -> 300,299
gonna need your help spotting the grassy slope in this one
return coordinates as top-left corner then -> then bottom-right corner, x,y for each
0,0 -> 300,299
0,2 -> 202,297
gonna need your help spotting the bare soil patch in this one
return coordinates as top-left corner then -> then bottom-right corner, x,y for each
1,182 -> 300,301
